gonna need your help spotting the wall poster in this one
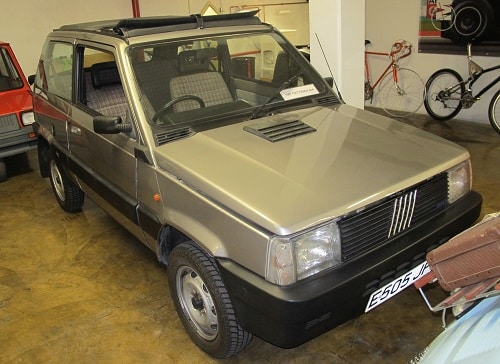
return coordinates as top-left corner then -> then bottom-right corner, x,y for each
418,0 -> 500,56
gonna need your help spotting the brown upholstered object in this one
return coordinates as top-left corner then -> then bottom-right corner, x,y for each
426,214 -> 500,291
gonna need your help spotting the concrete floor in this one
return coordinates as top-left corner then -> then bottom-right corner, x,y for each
1,110 -> 499,363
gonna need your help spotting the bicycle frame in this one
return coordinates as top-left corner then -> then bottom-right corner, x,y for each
465,44 -> 500,99
365,41 -> 411,90
440,45 -> 500,103
365,50 -> 396,90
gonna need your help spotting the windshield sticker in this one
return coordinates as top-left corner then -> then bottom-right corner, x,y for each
280,84 -> 319,100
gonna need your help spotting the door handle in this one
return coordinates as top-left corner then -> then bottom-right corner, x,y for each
70,125 -> 81,135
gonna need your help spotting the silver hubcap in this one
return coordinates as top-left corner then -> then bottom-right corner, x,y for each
176,266 -> 218,340
50,160 -> 65,202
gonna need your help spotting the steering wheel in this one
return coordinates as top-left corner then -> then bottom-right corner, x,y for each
152,95 -> 205,123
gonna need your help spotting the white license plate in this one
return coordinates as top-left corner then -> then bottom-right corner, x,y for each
365,261 -> 430,312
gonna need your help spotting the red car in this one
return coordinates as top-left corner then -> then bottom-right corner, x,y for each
0,41 -> 37,181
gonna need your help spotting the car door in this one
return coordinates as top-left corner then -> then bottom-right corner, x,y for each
32,39 -> 73,155
67,43 -> 143,238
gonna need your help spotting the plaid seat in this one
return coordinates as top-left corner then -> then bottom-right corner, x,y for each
85,62 -> 129,123
169,49 -> 233,113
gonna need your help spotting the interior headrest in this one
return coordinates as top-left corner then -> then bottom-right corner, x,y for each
91,61 -> 121,88
178,48 -> 216,74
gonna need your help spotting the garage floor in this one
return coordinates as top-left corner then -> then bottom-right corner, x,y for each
1,110 -> 499,363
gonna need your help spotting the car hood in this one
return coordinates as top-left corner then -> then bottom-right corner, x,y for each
155,105 -> 468,235
0,88 -> 32,114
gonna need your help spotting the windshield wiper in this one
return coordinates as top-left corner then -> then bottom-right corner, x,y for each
249,71 -> 303,120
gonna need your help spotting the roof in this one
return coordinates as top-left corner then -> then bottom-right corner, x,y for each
56,11 -> 261,38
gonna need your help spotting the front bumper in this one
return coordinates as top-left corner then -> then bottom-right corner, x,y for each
217,191 -> 482,348
0,128 -> 38,159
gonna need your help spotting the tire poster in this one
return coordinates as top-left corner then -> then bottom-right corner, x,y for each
418,0 -> 500,57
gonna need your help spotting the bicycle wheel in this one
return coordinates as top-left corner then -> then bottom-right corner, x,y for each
488,89 -> 500,134
424,69 -> 465,121
377,67 -> 424,117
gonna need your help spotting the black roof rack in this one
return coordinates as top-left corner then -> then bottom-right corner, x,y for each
56,10 -> 262,38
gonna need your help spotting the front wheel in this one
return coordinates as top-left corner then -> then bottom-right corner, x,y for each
488,89 -> 500,134
167,242 -> 252,358
424,69 -> 465,121
377,68 -> 425,117
49,157 -> 84,212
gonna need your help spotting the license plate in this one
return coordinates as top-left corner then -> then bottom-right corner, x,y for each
365,261 -> 430,312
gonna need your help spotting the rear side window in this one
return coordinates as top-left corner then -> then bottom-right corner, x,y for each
0,47 -> 23,92
35,41 -> 73,100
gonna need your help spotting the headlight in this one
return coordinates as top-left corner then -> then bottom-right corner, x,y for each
21,111 -> 35,126
266,221 -> 342,285
447,160 -> 471,204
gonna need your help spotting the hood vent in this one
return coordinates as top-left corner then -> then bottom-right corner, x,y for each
313,95 -> 339,106
155,127 -> 194,146
244,119 -> 316,142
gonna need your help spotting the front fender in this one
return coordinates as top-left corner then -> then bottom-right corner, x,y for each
156,171 -> 270,277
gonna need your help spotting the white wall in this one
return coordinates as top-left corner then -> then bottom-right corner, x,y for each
1,0 -> 188,76
365,0 -> 499,124
309,0 -> 365,109
1,1 -> 130,76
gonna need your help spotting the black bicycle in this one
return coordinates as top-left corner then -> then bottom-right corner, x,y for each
423,43 -> 500,134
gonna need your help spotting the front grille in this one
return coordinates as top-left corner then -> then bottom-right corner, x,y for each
0,113 -> 19,133
339,173 -> 448,261
388,190 -> 417,238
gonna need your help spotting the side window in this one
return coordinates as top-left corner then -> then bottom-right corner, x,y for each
79,47 -> 129,124
35,41 -> 73,100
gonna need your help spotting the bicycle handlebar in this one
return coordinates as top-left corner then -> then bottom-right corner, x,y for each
365,39 -> 412,61
390,40 -> 412,61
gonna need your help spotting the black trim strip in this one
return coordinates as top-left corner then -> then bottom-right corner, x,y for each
66,153 -> 139,225
137,204 -> 162,240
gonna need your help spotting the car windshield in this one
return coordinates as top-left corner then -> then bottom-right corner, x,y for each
129,31 -> 337,128
0,47 -> 24,92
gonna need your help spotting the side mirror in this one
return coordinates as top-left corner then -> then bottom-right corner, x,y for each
28,75 -> 35,85
93,115 -> 132,134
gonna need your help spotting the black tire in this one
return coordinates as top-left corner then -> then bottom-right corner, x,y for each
49,157 -> 84,212
488,89 -> 500,134
424,69 -> 465,121
167,242 -> 252,358
0,158 -> 6,182
452,0 -> 494,43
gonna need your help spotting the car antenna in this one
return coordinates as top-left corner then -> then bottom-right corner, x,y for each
315,33 -> 344,102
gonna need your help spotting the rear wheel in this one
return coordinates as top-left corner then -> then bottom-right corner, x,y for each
424,69 -> 465,121
49,157 -> 84,212
377,68 -> 424,117
167,242 -> 251,358
488,89 -> 500,134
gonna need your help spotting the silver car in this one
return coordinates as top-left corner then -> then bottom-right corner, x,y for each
32,12 -> 482,358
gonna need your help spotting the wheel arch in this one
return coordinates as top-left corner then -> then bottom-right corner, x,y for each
37,136 -> 53,178
156,220 -> 228,267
